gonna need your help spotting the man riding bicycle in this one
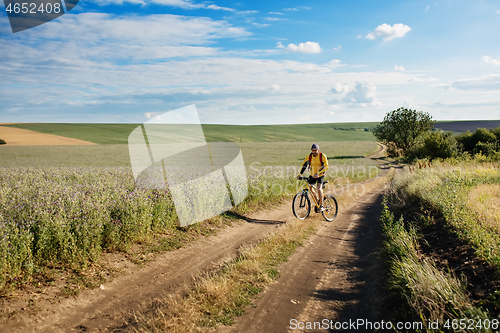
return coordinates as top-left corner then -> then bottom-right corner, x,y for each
297,143 -> 329,211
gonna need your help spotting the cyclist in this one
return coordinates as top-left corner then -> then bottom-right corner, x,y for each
297,143 -> 329,211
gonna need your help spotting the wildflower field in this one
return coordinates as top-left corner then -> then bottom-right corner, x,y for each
0,138 -> 378,295
382,161 -> 500,331
0,167 -> 176,290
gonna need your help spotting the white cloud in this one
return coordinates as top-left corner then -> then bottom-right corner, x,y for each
409,76 -> 439,83
331,83 -> 350,95
283,6 -> 310,12
325,59 -> 343,68
265,17 -> 284,22
402,98 -> 419,109
443,74 -> 500,91
92,0 -> 235,11
329,81 -> 381,107
482,56 -> 500,66
13,13 -> 250,61
394,65 -> 405,71
366,23 -> 411,41
276,41 -> 322,54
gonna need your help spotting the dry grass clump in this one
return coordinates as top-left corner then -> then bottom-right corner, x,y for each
392,256 -> 472,321
468,184 -> 500,230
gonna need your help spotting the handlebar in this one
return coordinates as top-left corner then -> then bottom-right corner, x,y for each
297,176 -> 329,185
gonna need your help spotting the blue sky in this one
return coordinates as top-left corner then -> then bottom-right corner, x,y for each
1,0 -> 500,124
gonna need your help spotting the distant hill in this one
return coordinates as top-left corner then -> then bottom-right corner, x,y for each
434,120 -> 500,133
3,122 -> 378,144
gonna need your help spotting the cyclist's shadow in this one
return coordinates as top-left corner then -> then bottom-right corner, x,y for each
223,211 -> 287,225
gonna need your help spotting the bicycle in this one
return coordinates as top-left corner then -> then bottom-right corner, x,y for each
292,176 -> 338,222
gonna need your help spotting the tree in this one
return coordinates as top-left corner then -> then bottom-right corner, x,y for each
373,107 -> 435,156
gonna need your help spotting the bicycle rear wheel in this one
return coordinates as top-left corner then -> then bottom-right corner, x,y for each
322,195 -> 338,221
292,192 -> 310,219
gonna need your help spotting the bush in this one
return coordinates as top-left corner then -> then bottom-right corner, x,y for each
0,139 -> 6,145
456,131 -> 475,153
472,127 -> 497,145
422,131 -> 458,160
491,126 -> 500,142
406,131 -> 458,161
457,128 -> 498,156
474,141 -> 498,157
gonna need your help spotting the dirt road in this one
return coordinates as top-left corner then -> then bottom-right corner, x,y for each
0,145 -> 395,332
223,179 -> 389,333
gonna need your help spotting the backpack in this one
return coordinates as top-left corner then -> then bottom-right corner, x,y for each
308,152 -> 324,170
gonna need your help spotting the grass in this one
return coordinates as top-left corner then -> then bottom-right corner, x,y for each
240,141 -> 377,166
467,184 -> 500,230
381,161 -> 500,330
202,123 -> 377,142
393,162 -> 500,269
0,145 -> 131,168
381,201 -> 486,328
0,140 -> 378,169
3,122 -> 377,144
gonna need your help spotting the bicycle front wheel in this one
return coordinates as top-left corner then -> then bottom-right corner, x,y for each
322,195 -> 338,222
292,192 -> 310,219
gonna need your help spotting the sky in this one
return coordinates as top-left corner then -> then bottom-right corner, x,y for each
1,0 -> 500,124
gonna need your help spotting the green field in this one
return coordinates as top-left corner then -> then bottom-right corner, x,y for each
0,141 -> 378,168
0,123 -> 378,168
5,120 -> 500,145
3,122 -> 378,144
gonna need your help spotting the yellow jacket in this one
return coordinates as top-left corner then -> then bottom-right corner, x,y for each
301,152 -> 329,177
